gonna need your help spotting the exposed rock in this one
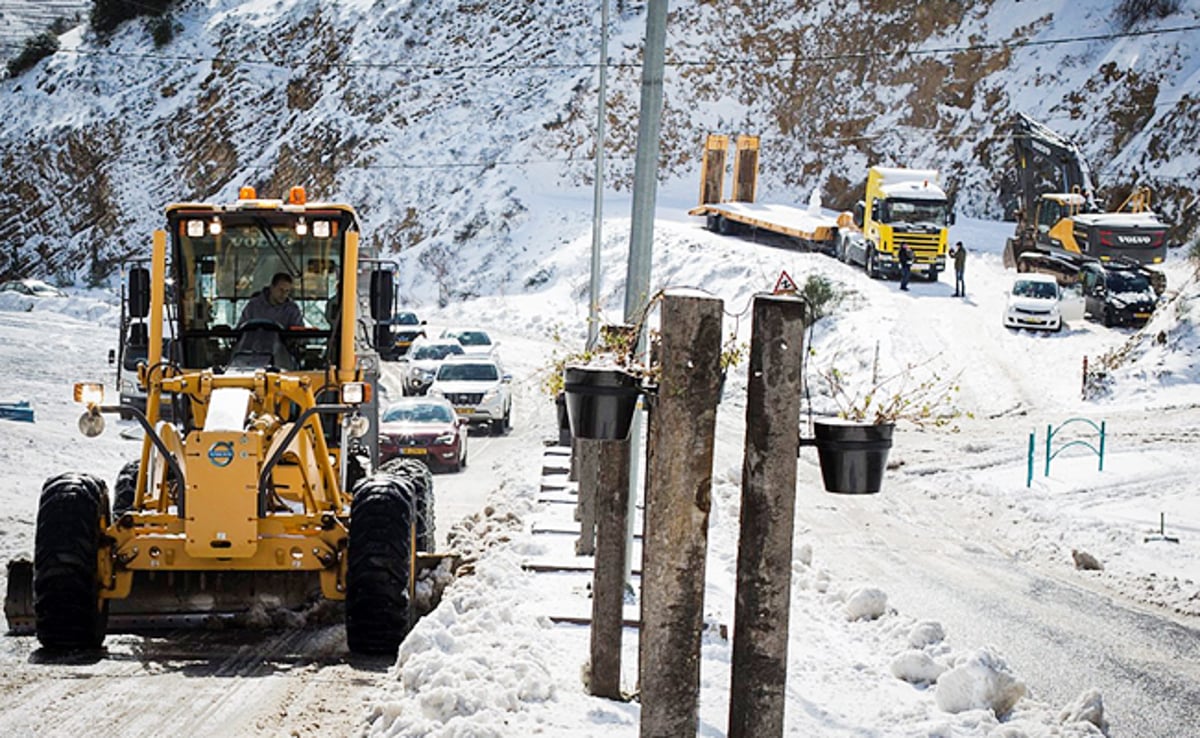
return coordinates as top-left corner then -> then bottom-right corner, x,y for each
1072,549 -> 1104,571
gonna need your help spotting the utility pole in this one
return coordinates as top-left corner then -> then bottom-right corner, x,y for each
623,0 -> 667,324
586,0 -> 610,350
620,0 -> 667,588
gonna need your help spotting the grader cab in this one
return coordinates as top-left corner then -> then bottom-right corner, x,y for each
4,187 -> 436,655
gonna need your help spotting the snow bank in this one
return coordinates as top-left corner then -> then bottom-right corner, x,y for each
935,647 -> 1027,716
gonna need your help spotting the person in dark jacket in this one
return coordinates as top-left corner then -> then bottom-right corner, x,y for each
240,272 -> 303,328
898,243 -> 914,291
951,241 -> 967,297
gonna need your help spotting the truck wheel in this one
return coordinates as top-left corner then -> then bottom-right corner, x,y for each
33,472 -> 110,650
1103,307 -> 1114,328
927,268 -> 939,283
113,460 -> 139,514
346,474 -> 415,654
866,249 -> 879,279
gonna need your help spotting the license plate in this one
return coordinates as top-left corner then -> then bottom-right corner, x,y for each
455,407 -> 474,415
1134,312 -> 1150,319
400,447 -> 427,455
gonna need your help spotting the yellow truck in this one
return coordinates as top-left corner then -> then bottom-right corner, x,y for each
836,166 -> 954,281
689,135 -> 953,283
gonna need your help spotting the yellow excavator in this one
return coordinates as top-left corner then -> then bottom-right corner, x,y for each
4,186 -> 437,654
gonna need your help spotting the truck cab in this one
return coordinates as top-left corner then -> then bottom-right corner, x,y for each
850,166 -> 952,281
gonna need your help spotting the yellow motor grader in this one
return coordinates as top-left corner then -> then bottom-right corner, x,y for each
4,187 -> 435,655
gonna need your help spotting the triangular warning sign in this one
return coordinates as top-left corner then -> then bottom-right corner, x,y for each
773,270 -> 798,295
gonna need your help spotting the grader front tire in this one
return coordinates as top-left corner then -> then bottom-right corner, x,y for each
33,472 -> 110,650
345,475 -> 415,655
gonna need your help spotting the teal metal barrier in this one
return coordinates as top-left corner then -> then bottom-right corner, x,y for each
1027,418 -> 1106,487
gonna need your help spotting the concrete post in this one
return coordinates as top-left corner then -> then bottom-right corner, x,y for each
638,292 -> 723,738
576,440 -> 599,556
589,437 -> 631,698
728,294 -> 806,738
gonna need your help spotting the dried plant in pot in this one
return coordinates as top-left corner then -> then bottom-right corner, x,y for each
802,353 -> 966,494
548,323 -> 655,442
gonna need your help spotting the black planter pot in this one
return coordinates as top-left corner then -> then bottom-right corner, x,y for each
811,419 -> 894,495
563,366 -> 641,441
554,391 -> 572,446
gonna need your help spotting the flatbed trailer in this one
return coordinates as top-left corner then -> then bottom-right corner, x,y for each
687,200 -> 840,252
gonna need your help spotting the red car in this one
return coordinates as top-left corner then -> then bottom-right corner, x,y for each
378,397 -> 468,472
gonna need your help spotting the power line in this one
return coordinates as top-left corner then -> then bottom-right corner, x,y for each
16,22 -> 1200,73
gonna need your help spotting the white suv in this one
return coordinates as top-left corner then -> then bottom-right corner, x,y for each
427,356 -> 512,435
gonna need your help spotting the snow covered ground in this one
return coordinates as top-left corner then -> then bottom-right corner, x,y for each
2,190 -> 1197,736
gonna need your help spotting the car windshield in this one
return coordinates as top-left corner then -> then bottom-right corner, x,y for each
382,402 -> 456,423
1107,271 -> 1150,293
452,331 -> 492,347
1013,280 -> 1058,299
394,312 -> 419,325
413,343 -> 464,361
437,363 -> 499,381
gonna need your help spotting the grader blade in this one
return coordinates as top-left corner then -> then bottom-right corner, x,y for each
106,570 -> 326,631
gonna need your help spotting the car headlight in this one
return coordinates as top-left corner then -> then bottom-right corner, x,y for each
428,387 -> 444,398
1110,297 -> 1127,309
415,368 -> 434,380
434,432 -> 456,445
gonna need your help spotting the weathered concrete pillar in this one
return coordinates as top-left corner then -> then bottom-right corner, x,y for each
576,440 -> 599,555
589,437 -> 631,699
728,294 -> 806,738
638,291 -> 723,738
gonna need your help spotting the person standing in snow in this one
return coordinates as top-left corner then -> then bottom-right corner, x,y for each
951,241 -> 967,297
898,243 -> 914,291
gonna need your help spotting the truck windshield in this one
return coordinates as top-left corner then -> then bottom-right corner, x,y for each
882,199 -> 951,226
171,214 -> 348,370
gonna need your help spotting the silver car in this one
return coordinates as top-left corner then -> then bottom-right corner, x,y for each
401,339 -> 465,396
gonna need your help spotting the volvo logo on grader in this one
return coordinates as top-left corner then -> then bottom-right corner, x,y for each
208,441 -> 235,467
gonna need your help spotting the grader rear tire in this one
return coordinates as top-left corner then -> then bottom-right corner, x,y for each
113,460 -> 139,515
33,472 -> 110,650
346,475 -> 415,655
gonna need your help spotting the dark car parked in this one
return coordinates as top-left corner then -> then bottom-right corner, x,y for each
380,310 -> 427,360
1080,261 -> 1158,328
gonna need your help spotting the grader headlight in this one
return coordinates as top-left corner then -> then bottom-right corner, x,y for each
73,383 -> 107,437
73,382 -> 105,406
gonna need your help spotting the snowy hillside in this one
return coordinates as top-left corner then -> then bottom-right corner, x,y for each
1,0 -> 1199,296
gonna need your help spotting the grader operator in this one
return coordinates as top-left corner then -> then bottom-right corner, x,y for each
4,187 -> 435,655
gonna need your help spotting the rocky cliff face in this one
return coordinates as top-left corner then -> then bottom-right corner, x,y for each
0,0 -> 1196,291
